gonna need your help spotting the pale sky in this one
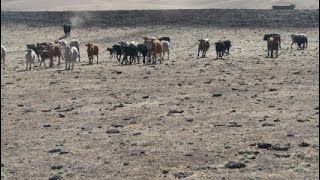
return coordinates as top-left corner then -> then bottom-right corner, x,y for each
1,0 -> 319,11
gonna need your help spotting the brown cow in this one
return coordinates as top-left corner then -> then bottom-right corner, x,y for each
150,39 -> 162,64
47,43 -> 64,67
267,36 -> 280,58
85,43 -> 99,65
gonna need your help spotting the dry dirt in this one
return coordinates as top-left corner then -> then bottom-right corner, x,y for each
1,10 -> 319,180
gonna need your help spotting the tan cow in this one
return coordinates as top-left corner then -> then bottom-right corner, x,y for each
85,43 -> 99,65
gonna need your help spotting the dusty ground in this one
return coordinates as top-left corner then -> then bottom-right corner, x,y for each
1,10 -> 319,180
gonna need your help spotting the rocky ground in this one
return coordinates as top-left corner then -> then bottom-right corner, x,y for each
1,10 -> 319,180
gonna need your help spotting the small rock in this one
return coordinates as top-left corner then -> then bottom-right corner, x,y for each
174,172 -> 190,178
298,142 -> 310,147
212,93 -> 223,97
123,162 -> 129,166
269,88 -> 278,91
257,143 -> 272,149
111,124 -> 124,128
106,129 -> 120,134
261,123 -> 275,127
58,113 -> 65,118
43,125 -> 51,128
132,132 -> 142,136
51,165 -> 63,170
48,149 -> 62,153
274,153 -> 290,158
49,175 -> 62,180
185,118 -> 194,122
162,170 -> 169,174
272,144 -> 290,151
142,96 -> 149,99
113,103 -> 124,108
168,109 -> 184,114
225,161 -> 246,169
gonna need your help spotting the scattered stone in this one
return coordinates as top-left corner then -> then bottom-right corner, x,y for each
49,175 -> 62,180
42,109 -> 51,112
168,109 -> 184,114
226,122 -> 242,127
133,132 -> 142,136
43,125 -> 51,128
261,123 -> 275,127
174,172 -> 190,178
212,93 -> 223,97
274,153 -> 290,158
51,165 -> 63,170
225,161 -> 246,169
112,70 -> 122,74
287,132 -> 295,137
142,96 -> 149,99
184,153 -> 193,157
162,170 -> 169,174
106,129 -> 120,134
185,118 -> 194,122
271,144 -> 290,151
48,149 -> 62,153
58,113 -> 65,118
298,142 -> 310,147
113,103 -> 124,108
123,162 -> 129,166
269,88 -> 278,92
257,143 -> 272,149
111,124 -> 124,128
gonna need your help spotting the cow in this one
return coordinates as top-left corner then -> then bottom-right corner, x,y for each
26,44 -> 41,61
121,43 -> 139,65
63,24 -> 71,37
291,33 -> 308,49
1,45 -> 7,70
137,44 -> 148,63
56,39 -> 68,47
48,44 -> 64,67
264,33 -> 281,49
267,36 -> 280,58
112,44 -> 123,62
215,40 -> 232,59
85,43 -> 99,65
25,49 -> 37,70
150,39 -> 163,64
198,39 -> 210,58
162,41 -> 170,60
69,39 -> 80,61
159,37 -> 171,42
36,42 -> 52,68
143,37 -> 153,62
106,47 -> 115,59
63,46 -> 79,70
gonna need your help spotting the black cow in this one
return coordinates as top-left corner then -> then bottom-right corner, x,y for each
264,33 -> 281,49
106,47 -> 115,59
26,44 -> 41,61
291,34 -> 308,49
121,44 -> 139,65
112,44 -> 123,62
214,40 -> 232,59
63,24 -> 71,37
137,43 -> 148,63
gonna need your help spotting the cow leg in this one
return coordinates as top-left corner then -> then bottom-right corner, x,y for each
271,49 -> 273,58
96,55 -> 98,64
49,58 -> 54,67
291,43 -> 294,49
198,48 -> 200,57
2,58 -> 5,70
65,60 -> 68,70
26,62 -> 28,71
168,50 -> 170,60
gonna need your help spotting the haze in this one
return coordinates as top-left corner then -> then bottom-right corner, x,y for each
1,0 -> 319,11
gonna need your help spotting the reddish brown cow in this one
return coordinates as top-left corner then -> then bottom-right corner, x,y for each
48,43 -> 64,67
85,43 -> 99,65
150,39 -> 162,64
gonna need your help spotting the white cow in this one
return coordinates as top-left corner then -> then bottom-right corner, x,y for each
69,39 -> 80,61
25,49 -> 37,70
1,45 -> 7,70
161,41 -> 170,60
63,46 -> 79,70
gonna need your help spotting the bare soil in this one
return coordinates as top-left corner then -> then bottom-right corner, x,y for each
1,10 -> 319,179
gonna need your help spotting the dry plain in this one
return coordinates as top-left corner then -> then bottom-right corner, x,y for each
1,10 -> 319,179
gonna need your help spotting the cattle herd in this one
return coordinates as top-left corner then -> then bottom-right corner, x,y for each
0,27 -> 309,71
